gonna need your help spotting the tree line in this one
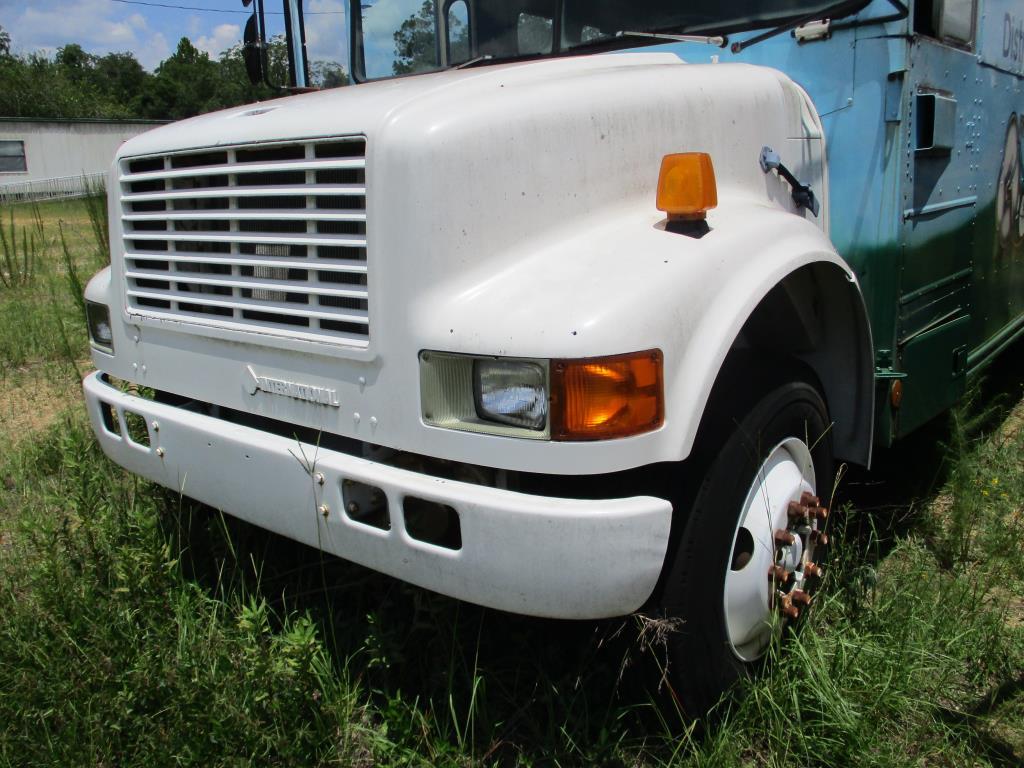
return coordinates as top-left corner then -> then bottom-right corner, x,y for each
0,24 -> 347,122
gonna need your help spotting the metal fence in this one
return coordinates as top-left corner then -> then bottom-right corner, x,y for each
0,173 -> 106,205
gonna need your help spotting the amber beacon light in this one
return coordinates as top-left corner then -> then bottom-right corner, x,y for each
551,350 -> 664,441
656,152 -> 718,220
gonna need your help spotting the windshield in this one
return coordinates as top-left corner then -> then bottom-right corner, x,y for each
258,1 -> 350,88
351,0 -> 853,80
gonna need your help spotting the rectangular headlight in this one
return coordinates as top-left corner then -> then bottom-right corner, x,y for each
419,352 -> 550,439
86,301 -> 114,353
474,359 -> 547,430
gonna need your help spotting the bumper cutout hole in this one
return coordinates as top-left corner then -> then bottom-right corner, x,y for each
100,402 -> 121,436
342,479 -> 390,530
403,497 -> 462,550
123,410 -> 151,447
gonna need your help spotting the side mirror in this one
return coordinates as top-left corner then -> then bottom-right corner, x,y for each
243,13 -> 264,85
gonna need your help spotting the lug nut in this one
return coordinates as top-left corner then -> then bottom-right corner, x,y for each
769,565 -> 790,583
778,593 -> 800,619
791,589 -> 812,607
800,492 -> 821,507
788,501 -> 810,521
804,562 -> 824,578
774,530 -> 796,546
811,530 -> 829,546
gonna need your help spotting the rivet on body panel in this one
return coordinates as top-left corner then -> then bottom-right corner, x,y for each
319,504 -> 330,518
155,447 -> 165,458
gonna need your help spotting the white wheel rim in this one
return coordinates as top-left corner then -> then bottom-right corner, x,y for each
723,437 -> 816,662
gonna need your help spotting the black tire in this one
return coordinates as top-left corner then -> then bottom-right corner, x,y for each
658,380 -> 834,718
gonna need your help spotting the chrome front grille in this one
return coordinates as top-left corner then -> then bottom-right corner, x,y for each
119,139 -> 369,347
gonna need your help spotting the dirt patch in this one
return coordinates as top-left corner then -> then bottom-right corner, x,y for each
0,362 -> 90,447
998,400 -> 1024,443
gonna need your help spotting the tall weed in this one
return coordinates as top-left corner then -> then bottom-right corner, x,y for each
0,417 -> 376,767
0,205 -> 45,289
0,195 -> 107,373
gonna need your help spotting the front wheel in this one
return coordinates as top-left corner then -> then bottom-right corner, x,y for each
658,380 -> 834,717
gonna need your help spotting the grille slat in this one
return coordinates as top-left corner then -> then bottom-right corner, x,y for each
122,184 -> 366,203
124,251 -> 367,274
124,209 -> 367,223
125,269 -> 369,299
119,156 -> 365,184
126,288 -> 369,324
120,139 -> 370,346
126,231 -> 366,248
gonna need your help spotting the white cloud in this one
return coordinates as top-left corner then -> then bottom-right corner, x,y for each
14,0 -> 142,49
137,31 -> 170,71
305,0 -> 347,64
195,22 -> 240,58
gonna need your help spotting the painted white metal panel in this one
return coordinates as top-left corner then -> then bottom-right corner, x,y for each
89,52 -> 860,476
82,371 -> 673,618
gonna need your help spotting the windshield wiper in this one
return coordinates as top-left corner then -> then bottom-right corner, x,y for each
450,54 -> 493,70
615,30 -> 728,49
730,0 -> 868,53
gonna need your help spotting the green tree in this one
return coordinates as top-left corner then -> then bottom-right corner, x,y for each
392,1 -> 469,75
55,43 -> 96,81
310,59 -> 349,89
393,0 -> 438,75
95,52 -> 149,103
0,29 -> 348,122
0,52 -> 99,118
138,37 -> 221,119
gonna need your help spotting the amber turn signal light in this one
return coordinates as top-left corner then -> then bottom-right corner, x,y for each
656,152 -> 718,221
550,350 -> 664,441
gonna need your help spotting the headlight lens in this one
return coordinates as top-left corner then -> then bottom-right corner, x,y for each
474,360 -> 548,430
86,301 -> 114,353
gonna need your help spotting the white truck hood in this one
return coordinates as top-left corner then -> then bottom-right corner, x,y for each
102,52 -> 835,475
121,52 -> 692,156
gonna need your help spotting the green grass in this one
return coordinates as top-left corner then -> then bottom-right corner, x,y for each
0,196 -> 105,377
0,197 -> 1022,766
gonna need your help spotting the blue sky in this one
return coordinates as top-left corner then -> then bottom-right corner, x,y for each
0,0 -> 348,71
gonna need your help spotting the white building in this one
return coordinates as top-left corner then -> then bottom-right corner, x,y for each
0,118 -> 167,202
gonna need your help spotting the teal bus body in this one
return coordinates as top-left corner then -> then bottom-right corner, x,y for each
637,0 -> 1023,443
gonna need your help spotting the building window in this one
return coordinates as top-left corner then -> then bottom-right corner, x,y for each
0,140 -> 27,173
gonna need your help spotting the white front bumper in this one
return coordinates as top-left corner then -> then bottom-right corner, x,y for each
83,372 -> 673,619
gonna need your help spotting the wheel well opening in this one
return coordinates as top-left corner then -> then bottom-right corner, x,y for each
691,263 -> 874,470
